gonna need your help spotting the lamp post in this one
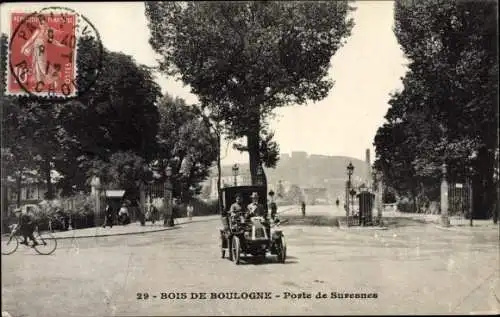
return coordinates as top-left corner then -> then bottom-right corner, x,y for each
232,163 -> 239,186
164,166 -> 174,227
346,162 -> 355,217
350,188 -> 357,217
467,151 -> 477,227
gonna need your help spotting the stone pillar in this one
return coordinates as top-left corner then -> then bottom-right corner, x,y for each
440,163 -> 450,227
377,172 -> 383,224
90,176 -> 101,226
164,180 -> 173,227
139,183 -> 146,225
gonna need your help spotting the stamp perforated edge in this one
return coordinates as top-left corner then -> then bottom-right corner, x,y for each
4,7 -> 83,99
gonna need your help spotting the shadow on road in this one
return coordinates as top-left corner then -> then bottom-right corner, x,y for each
280,215 -> 339,227
235,254 -> 299,266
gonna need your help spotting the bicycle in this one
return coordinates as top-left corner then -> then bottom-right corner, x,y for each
1,224 -> 57,255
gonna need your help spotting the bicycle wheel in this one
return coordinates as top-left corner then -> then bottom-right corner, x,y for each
33,231 -> 57,255
1,234 -> 19,255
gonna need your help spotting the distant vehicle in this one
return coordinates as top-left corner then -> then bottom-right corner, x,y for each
219,185 -> 286,264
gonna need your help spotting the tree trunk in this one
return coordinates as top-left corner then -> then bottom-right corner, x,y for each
247,129 -> 260,185
216,132 -> 222,212
44,158 -> 54,200
472,147 -> 495,219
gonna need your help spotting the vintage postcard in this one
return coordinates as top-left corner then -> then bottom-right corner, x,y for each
1,1 -> 498,317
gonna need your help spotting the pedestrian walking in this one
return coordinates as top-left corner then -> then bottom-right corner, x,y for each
301,201 -> 306,217
270,201 -> 277,220
151,204 -> 160,224
187,203 -> 194,221
102,204 -> 114,228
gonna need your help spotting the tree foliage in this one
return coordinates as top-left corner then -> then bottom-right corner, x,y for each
1,35 -> 162,198
374,0 -> 498,218
153,94 -> 219,201
145,1 -> 354,183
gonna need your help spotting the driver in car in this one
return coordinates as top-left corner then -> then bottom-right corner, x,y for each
247,192 -> 266,219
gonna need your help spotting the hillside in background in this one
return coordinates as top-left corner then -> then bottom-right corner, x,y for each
203,152 -> 371,202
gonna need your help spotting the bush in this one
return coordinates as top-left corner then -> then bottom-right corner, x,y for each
62,194 -> 97,229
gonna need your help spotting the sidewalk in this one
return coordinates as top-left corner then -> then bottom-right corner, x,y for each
383,210 -> 499,233
49,215 -> 220,239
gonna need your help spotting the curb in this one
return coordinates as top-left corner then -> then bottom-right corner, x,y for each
338,226 -> 388,231
48,208 -> 296,240
435,224 -> 499,233
49,225 -> 179,240
50,217 -> 221,240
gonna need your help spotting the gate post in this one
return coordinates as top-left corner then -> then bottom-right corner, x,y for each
139,182 -> 146,226
376,172 -> 383,225
467,174 -> 473,227
440,163 -> 450,227
91,176 -> 102,227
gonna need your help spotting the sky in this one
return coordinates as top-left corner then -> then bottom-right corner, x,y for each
0,1 -> 408,166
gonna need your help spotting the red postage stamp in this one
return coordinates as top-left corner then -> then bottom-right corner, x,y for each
7,11 -> 78,97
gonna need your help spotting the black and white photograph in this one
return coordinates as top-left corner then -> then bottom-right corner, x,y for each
1,1 -> 498,316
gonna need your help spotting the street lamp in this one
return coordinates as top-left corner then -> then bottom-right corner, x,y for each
232,163 -> 239,186
346,162 -> 355,217
467,150 -> 477,227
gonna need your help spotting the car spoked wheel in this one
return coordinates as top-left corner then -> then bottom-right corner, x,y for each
276,235 -> 286,263
228,237 -> 233,261
281,236 -> 287,263
232,236 -> 241,265
1,234 -> 19,255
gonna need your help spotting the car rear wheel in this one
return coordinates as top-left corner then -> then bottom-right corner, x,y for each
276,236 -> 286,263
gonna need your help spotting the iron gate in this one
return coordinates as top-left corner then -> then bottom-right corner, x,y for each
448,182 -> 472,226
143,182 -> 170,221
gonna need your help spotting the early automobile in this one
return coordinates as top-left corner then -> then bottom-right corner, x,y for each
219,185 -> 286,264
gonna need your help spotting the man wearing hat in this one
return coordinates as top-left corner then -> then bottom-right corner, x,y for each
247,192 -> 267,218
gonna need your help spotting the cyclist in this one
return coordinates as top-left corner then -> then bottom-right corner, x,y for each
14,208 -> 38,246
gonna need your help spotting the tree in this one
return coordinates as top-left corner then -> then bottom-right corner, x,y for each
87,151 -> 153,203
153,94 -> 219,201
145,1 -> 354,184
55,39 -> 162,196
1,34 -> 163,198
389,0 -> 498,219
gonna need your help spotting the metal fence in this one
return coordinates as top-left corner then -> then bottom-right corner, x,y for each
448,181 -> 472,226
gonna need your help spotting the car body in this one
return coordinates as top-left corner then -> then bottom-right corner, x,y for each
219,185 -> 286,264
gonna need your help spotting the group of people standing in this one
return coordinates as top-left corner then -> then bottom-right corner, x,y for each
102,200 -> 195,228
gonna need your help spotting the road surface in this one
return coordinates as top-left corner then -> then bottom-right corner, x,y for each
2,205 -> 499,316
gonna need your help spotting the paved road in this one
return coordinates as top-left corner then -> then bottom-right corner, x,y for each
2,205 -> 499,316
